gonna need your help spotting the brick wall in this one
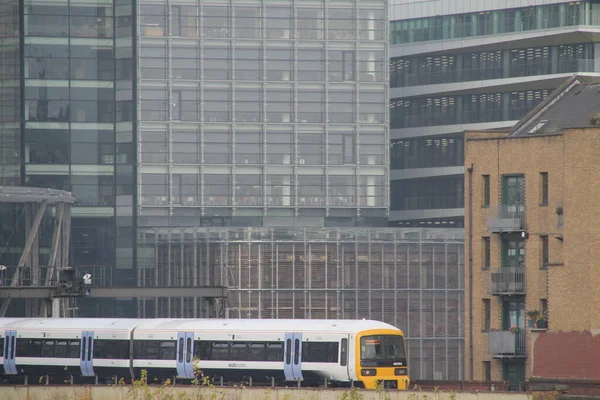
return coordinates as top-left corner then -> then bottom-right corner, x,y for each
532,331 -> 600,380
464,128 -> 600,382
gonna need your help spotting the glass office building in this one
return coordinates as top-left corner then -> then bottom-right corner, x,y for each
0,0 -> 465,379
389,0 -> 600,228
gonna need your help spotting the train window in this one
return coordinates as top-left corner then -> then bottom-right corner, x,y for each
212,342 -> 229,360
247,342 -> 265,361
54,340 -> 68,358
134,340 -> 176,360
0,338 -> 3,357
285,339 -> 291,364
94,340 -> 129,359
340,338 -> 348,366
16,339 -> 31,357
194,341 -> 211,359
10,336 -> 15,359
41,340 -> 54,357
266,342 -> 283,361
293,339 -> 300,364
87,338 -> 92,361
68,340 -> 80,358
301,342 -> 339,363
82,337 -> 87,360
160,341 -> 176,359
230,342 -> 247,360
186,338 -> 192,363
178,338 -> 184,363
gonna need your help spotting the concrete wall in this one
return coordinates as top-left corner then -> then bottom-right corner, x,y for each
0,386 -> 532,400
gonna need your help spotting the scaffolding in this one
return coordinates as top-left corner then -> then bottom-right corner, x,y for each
137,226 -> 464,380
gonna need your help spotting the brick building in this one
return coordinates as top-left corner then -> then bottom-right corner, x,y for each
464,76 -> 600,389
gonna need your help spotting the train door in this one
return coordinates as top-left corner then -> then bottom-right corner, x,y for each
347,334 -> 356,381
284,333 -> 303,381
176,332 -> 195,379
3,330 -> 17,375
80,331 -> 95,377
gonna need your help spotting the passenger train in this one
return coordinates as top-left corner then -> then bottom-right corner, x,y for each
0,318 -> 409,389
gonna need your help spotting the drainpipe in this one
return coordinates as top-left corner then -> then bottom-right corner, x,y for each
467,163 -> 474,381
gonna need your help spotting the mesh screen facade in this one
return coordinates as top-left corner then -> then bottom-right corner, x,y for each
137,227 -> 464,380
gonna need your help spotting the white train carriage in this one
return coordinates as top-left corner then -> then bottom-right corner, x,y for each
1,318 -> 409,389
131,318 -> 408,388
0,318 -> 139,381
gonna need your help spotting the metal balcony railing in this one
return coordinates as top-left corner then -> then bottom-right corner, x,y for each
490,267 -> 526,295
488,330 -> 526,358
487,204 -> 526,233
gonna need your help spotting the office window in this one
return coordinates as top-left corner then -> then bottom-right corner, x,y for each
540,172 -> 548,205
482,237 -> 491,270
482,299 -> 490,331
483,361 -> 491,382
483,175 -> 490,207
541,236 -> 549,269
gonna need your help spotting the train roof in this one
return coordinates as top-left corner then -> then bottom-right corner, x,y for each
133,319 -> 400,334
0,318 -> 141,332
0,318 -> 402,335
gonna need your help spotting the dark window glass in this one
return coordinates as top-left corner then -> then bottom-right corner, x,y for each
340,338 -> 348,366
540,172 -> 548,205
391,176 -> 464,211
483,175 -> 490,207
134,340 -> 176,360
230,342 -> 247,360
93,340 -> 129,359
484,361 -> 491,381
81,337 -> 86,360
293,339 -> 300,365
391,89 -> 551,129
301,342 -> 339,363
41,340 -> 54,357
247,343 -> 265,361
285,339 -> 291,364
390,135 -> 464,170
266,342 -> 283,361
212,342 -> 229,360
178,338 -> 184,363
541,236 -> 549,268
186,338 -> 192,363
483,299 -> 491,331
483,237 -> 491,270
54,340 -> 68,358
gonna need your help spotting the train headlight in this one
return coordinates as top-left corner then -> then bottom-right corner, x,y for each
394,368 -> 408,376
361,369 -> 377,376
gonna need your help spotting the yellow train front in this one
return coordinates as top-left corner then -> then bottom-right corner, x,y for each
353,328 -> 410,390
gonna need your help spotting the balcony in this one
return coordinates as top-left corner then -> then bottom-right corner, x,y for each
487,204 -> 526,233
488,330 -> 526,358
490,267 -> 526,295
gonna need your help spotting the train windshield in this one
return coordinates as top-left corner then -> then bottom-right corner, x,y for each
360,335 -> 406,367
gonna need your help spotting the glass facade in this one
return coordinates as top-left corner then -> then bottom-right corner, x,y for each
391,43 -> 595,88
0,0 -> 20,186
391,89 -> 552,129
391,177 -> 464,211
16,0 -> 136,315
137,0 -> 389,229
137,226 -> 465,380
390,1 -> 592,45
391,134 -> 464,170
